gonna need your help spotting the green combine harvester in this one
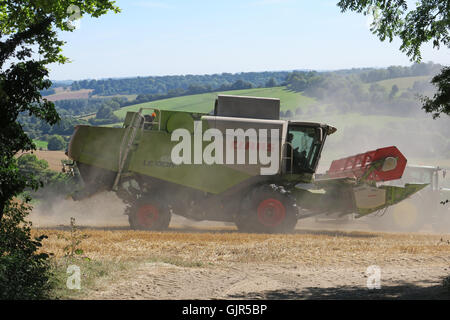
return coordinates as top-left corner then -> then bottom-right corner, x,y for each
66,95 -> 426,233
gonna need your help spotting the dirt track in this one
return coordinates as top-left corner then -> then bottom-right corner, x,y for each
86,261 -> 449,300
33,221 -> 450,300
84,231 -> 450,300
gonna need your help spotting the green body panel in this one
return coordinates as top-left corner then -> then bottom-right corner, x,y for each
128,129 -> 253,194
69,125 -> 125,172
355,183 -> 428,216
70,111 -> 256,194
292,180 -> 428,217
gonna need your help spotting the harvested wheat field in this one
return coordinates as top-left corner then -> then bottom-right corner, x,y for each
32,224 -> 450,300
18,150 -> 68,171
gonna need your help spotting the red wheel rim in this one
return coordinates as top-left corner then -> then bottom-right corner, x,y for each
137,204 -> 159,228
257,198 -> 285,227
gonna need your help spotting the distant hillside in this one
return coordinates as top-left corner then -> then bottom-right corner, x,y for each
113,87 -> 317,119
70,71 -> 292,96
361,75 -> 433,93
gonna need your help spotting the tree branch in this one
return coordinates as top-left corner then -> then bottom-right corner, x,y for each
0,16 -> 54,67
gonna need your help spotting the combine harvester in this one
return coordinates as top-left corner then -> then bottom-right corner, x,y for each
66,95 -> 426,233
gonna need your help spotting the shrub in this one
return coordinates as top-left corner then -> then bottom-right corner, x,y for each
47,135 -> 66,151
0,201 -> 53,299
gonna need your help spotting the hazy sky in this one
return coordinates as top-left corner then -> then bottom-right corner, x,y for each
48,0 -> 450,80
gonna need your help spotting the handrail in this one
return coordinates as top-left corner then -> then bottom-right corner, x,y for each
138,107 -> 162,131
112,108 -> 163,190
113,111 -> 144,190
282,142 -> 294,174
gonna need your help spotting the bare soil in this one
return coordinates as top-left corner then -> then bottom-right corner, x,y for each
45,89 -> 93,101
32,220 -> 450,300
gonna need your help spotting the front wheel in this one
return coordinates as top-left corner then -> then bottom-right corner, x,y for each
128,198 -> 171,231
236,186 -> 298,233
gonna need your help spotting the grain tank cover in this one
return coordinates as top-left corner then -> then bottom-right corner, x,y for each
214,95 -> 280,120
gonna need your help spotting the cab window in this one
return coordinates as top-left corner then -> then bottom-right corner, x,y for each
286,126 -> 322,173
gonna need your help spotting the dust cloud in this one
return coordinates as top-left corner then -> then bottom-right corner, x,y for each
29,191 -> 128,228
287,73 -> 450,234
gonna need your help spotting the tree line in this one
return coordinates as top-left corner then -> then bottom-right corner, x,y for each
70,72 -> 290,96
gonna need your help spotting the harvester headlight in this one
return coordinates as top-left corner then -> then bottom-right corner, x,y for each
381,157 -> 397,172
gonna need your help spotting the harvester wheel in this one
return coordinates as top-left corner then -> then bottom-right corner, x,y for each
236,186 -> 298,233
128,198 -> 171,231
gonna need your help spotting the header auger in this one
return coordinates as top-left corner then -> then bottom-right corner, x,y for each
66,95 -> 426,233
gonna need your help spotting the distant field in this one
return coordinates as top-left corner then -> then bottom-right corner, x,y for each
18,150 -> 67,171
114,87 -> 317,119
113,77 -> 432,120
45,89 -> 93,101
76,113 -> 97,120
91,94 -> 138,101
362,75 -> 432,93
33,139 -> 48,150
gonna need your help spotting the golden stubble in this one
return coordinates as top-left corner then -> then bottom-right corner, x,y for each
32,228 -> 450,268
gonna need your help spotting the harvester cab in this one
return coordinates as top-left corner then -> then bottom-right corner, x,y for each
66,94 -> 427,233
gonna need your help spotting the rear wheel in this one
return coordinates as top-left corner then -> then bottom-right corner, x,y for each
128,198 -> 171,231
236,186 -> 298,233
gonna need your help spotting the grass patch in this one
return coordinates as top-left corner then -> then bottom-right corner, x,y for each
49,254 -> 204,299
33,139 -> 48,150
91,94 -> 138,101
49,256 -> 133,299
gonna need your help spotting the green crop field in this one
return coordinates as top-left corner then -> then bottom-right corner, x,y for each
91,94 -> 138,101
362,75 -> 432,93
114,87 -> 317,119
33,139 -> 48,150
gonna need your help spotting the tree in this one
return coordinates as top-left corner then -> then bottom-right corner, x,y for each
421,66 -> 450,118
0,0 -> 119,222
96,105 -> 114,119
389,84 -> 399,99
47,135 -> 66,151
265,78 -> 277,87
0,0 -> 119,299
337,0 -> 450,118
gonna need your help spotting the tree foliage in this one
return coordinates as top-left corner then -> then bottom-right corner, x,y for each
0,0 -> 119,299
337,0 -> 450,117
0,201 -> 52,299
47,134 -> 66,151
0,0 -> 119,219
421,66 -> 450,118
70,72 -> 288,96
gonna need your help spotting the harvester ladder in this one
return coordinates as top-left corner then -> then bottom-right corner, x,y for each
112,108 -> 162,191
282,142 -> 294,174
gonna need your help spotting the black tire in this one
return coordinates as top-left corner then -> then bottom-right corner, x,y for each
236,185 -> 298,233
128,197 -> 171,231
